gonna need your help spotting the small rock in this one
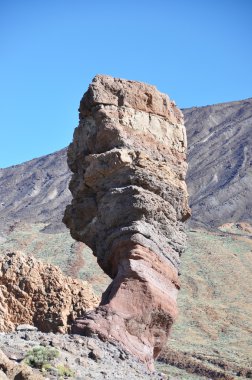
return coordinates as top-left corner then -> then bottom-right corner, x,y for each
75,357 -> 81,365
88,347 -> 104,361
8,353 -> 24,362
40,341 -> 48,347
16,324 -> 38,332
50,338 -> 63,348
74,338 -> 84,344
158,373 -> 166,378
23,333 -> 31,341
119,351 -> 128,360
87,340 -> 99,351
75,357 -> 88,367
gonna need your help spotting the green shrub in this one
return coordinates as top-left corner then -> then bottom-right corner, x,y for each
56,364 -> 75,377
41,363 -> 53,373
24,346 -> 59,369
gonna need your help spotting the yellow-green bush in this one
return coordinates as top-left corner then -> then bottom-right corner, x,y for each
24,346 -> 59,369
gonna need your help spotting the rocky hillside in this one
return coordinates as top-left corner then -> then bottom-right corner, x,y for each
0,98 -> 251,231
185,97 -> 252,228
0,148 -> 70,233
0,330 -> 165,380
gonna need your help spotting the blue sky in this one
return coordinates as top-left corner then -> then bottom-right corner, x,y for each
0,0 -> 251,168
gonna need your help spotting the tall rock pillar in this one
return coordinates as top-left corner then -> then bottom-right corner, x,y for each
63,75 -> 190,369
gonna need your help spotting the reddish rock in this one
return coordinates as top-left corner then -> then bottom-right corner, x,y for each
63,75 -> 190,369
0,251 -> 98,333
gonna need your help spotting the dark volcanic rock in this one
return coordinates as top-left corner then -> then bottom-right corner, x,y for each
63,75 -> 190,369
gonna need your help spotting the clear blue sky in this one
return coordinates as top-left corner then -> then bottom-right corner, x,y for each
0,0 -> 251,168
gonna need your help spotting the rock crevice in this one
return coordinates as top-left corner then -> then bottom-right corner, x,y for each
63,75 -> 190,368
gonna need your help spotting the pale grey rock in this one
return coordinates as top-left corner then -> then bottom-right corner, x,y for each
16,325 -> 38,332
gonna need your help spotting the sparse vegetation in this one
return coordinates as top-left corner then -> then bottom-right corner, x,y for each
4,224 -> 252,379
56,364 -> 75,378
41,362 -> 53,372
0,222 -> 109,295
24,346 -> 59,369
24,346 -> 75,378
163,229 -> 252,378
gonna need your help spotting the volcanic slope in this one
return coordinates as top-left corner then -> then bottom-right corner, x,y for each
184,97 -> 252,228
0,148 -> 71,233
0,98 -> 251,231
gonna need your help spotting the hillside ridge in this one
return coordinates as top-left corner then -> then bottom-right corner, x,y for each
1,97 -> 251,230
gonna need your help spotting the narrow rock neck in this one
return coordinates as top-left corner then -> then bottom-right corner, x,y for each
72,242 -> 179,369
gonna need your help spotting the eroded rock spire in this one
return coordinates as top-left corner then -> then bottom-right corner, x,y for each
63,75 -> 190,369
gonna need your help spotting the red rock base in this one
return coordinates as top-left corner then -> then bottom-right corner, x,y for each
72,243 -> 179,370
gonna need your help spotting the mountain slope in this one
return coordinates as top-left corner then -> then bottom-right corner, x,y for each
0,98 -> 251,231
0,148 -> 71,233
184,97 -> 252,228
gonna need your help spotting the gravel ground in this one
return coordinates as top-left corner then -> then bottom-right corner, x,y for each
0,330 -> 167,380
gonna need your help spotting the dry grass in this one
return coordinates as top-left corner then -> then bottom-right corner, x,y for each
0,222 -> 110,294
159,229 -> 252,379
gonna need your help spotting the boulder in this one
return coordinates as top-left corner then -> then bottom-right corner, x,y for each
0,251 -> 98,333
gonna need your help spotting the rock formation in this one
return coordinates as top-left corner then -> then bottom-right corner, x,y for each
0,251 -> 98,333
1,98 -> 251,234
63,75 -> 190,368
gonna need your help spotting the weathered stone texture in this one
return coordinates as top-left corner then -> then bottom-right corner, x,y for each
63,75 -> 190,368
0,251 -> 98,333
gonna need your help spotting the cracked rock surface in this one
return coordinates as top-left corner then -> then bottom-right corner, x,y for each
0,251 -> 98,333
63,75 -> 190,369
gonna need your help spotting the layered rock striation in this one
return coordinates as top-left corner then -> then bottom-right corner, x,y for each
63,75 -> 190,368
0,251 -> 98,333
